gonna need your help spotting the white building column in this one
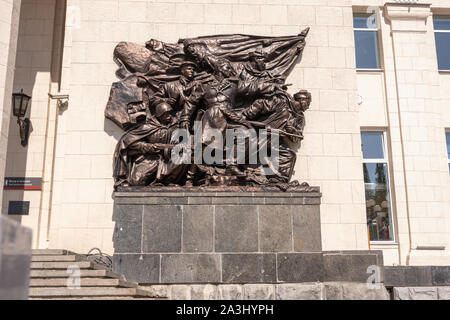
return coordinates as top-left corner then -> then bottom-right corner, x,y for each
385,2 -> 450,264
0,0 -> 21,209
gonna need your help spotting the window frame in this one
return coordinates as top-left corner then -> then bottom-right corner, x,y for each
434,15 -> 450,72
353,13 -> 383,71
361,130 -> 396,244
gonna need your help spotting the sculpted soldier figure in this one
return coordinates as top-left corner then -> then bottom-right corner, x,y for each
180,58 -> 288,184
113,102 -> 184,188
241,89 -> 311,182
242,89 -> 311,141
183,58 -> 283,142
183,42 -> 219,74
150,59 -> 199,129
237,49 -> 283,84
285,90 -> 311,143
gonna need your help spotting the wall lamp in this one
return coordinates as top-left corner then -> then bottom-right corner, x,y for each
12,89 -> 31,147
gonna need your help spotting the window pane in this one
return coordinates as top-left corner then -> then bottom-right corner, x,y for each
434,16 -> 450,30
361,132 -> 384,159
435,33 -> 450,70
353,16 -> 377,29
354,30 -> 380,69
364,163 -> 394,241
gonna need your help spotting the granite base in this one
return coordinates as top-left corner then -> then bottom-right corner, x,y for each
112,191 -> 383,285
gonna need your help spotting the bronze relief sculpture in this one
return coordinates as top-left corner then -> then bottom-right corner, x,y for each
106,28 -> 312,191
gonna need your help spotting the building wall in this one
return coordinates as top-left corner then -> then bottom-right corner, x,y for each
43,0 -> 368,254
439,70 -> 450,263
387,4 -> 449,265
354,2 -> 450,265
0,0 -> 21,209
1,0 -> 57,247
1,0 -> 449,266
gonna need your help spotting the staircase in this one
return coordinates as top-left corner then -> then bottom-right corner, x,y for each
29,249 -> 160,300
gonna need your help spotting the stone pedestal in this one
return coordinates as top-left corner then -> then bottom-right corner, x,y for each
112,191 -> 384,286
0,216 -> 32,300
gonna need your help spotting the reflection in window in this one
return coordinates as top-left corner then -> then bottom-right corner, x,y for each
361,132 -> 394,242
353,14 -> 381,69
434,16 -> 450,71
361,132 -> 384,159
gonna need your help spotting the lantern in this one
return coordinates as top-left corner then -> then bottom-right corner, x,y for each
11,89 -> 32,147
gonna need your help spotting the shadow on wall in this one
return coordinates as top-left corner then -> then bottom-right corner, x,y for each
1,0 -> 58,227
103,117 -> 124,143
103,117 -> 124,201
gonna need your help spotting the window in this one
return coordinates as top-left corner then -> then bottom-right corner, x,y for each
446,131 -> 450,173
434,16 -> 450,71
353,14 -> 381,69
361,131 -> 394,242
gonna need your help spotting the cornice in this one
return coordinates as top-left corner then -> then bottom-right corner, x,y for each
384,2 -> 432,32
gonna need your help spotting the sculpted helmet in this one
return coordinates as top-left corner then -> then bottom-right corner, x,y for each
294,90 -> 312,102
155,102 -> 172,118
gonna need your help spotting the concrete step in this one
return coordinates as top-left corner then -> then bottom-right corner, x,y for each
31,261 -> 95,270
29,287 -> 154,298
27,248 -> 151,300
30,269 -> 123,279
31,255 -> 84,262
29,278 -> 137,288
32,249 -> 75,255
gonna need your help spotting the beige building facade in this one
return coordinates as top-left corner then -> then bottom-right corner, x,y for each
0,0 -> 449,267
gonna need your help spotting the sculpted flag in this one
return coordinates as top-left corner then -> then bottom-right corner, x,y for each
179,28 -> 309,77
105,29 -> 309,130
